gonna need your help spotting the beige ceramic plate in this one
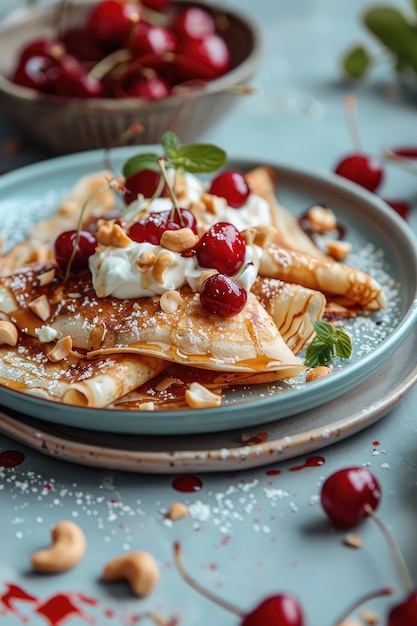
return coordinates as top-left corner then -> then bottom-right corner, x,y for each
0,325 -> 416,474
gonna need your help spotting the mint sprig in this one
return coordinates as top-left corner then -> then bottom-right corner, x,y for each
122,131 -> 227,179
341,4 -> 417,81
305,321 -> 352,368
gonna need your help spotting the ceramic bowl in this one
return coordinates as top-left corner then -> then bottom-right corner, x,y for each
0,0 -> 261,154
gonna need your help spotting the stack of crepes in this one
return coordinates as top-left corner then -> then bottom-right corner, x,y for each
0,165 -> 387,411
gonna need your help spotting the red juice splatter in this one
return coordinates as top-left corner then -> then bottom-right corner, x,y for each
266,469 -> 281,475
35,592 -> 97,625
0,583 -> 38,619
289,456 -> 325,472
0,450 -> 25,468
373,440 -> 380,446
172,475 -> 203,493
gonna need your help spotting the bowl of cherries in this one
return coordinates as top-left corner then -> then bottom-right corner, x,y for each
0,0 -> 261,154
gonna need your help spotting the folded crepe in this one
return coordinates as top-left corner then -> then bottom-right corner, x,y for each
244,167 -> 386,311
0,262 -> 306,378
245,225 -> 386,311
251,277 -> 326,354
0,334 -> 169,408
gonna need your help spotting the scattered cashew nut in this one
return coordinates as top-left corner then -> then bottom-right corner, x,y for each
305,365 -> 332,383
31,520 -> 86,574
103,551 -> 159,596
167,502 -> 189,521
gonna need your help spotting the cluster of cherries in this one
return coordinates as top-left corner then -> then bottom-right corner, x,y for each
10,0 -> 232,100
54,167 -> 252,318
173,466 -> 417,625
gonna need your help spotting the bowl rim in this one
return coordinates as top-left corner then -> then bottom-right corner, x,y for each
0,0 -> 263,111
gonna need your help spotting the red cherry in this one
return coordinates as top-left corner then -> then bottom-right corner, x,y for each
129,22 -> 177,57
86,0 -> 139,48
320,467 -> 382,527
11,53 -> 61,92
334,153 -> 384,192
11,48 -> 102,98
388,590 -> 417,626
179,33 -> 231,77
208,170 -> 250,208
15,38 -> 63,65
124,169 -> 169,204
384,199 -> 411,220
242,594 -> 304,626
128,208 -> 197,244
389,146 -> 417,158
174,6 -> 215,40
196,222 -> 245,275
199,273 -> 247,317
59,27 -> 107,66
54,230 -> 97,272
122,74 -> 171,99
141,0 -> 170,11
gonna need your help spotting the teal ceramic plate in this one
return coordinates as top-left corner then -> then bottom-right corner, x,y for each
0,147 -> 416,435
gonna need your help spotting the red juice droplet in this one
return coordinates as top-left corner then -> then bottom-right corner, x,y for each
373,440 -> 380,446
289,456 -> 325,472
0,450 -> 25,468
0,583 -> 38,618
266,469 -> 281,475
172,475 -> 203,493
35,592 -> 97,625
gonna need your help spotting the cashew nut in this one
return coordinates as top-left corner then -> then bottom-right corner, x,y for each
306,365 -> 332,383
47,335 -> 73,362
28,294 -> 51,321
31,520 -> 86,573
159,290 -> 184,314
185,382 -> 222,408
103,551 -> 159,596
167,502 -> 189,521
0,320 -> 18,346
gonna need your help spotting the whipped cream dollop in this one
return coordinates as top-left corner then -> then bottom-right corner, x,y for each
89,170 -> 271,300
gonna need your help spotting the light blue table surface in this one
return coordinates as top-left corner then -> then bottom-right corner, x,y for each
0,1 -> 417,625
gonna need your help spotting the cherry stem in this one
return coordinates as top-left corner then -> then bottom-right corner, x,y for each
234,261 -> 253,282
103,123 -> 145,172
141,612 -> 178,626
54,0 -> 70,40
173,542 -> 244,618
383,148 -> 417,175
344,94 -> 363,153
64,179 -> 118,281
157,157 -> 183,225
89,49 -> 132,81
364,504 -> 414,594
332,585 -> 394,626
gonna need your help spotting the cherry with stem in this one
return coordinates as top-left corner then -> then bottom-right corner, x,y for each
333,95 -> 384,192
320,466 -> 417,625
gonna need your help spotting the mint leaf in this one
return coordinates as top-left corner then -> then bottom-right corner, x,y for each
305,342 -> 333,368
161,131 -> 182,160
122,153 -> 160,178
305,321 -> 352,367
342,45 -> 373,79
364,6 -> 417,75
122,131 -> 227,179
334,329 -> 353,359
312,320 -> 335,342
171,143 -> 227,173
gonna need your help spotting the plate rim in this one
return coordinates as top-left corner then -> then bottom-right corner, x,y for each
0,147 -> 416,435
1,323 -> 416,473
